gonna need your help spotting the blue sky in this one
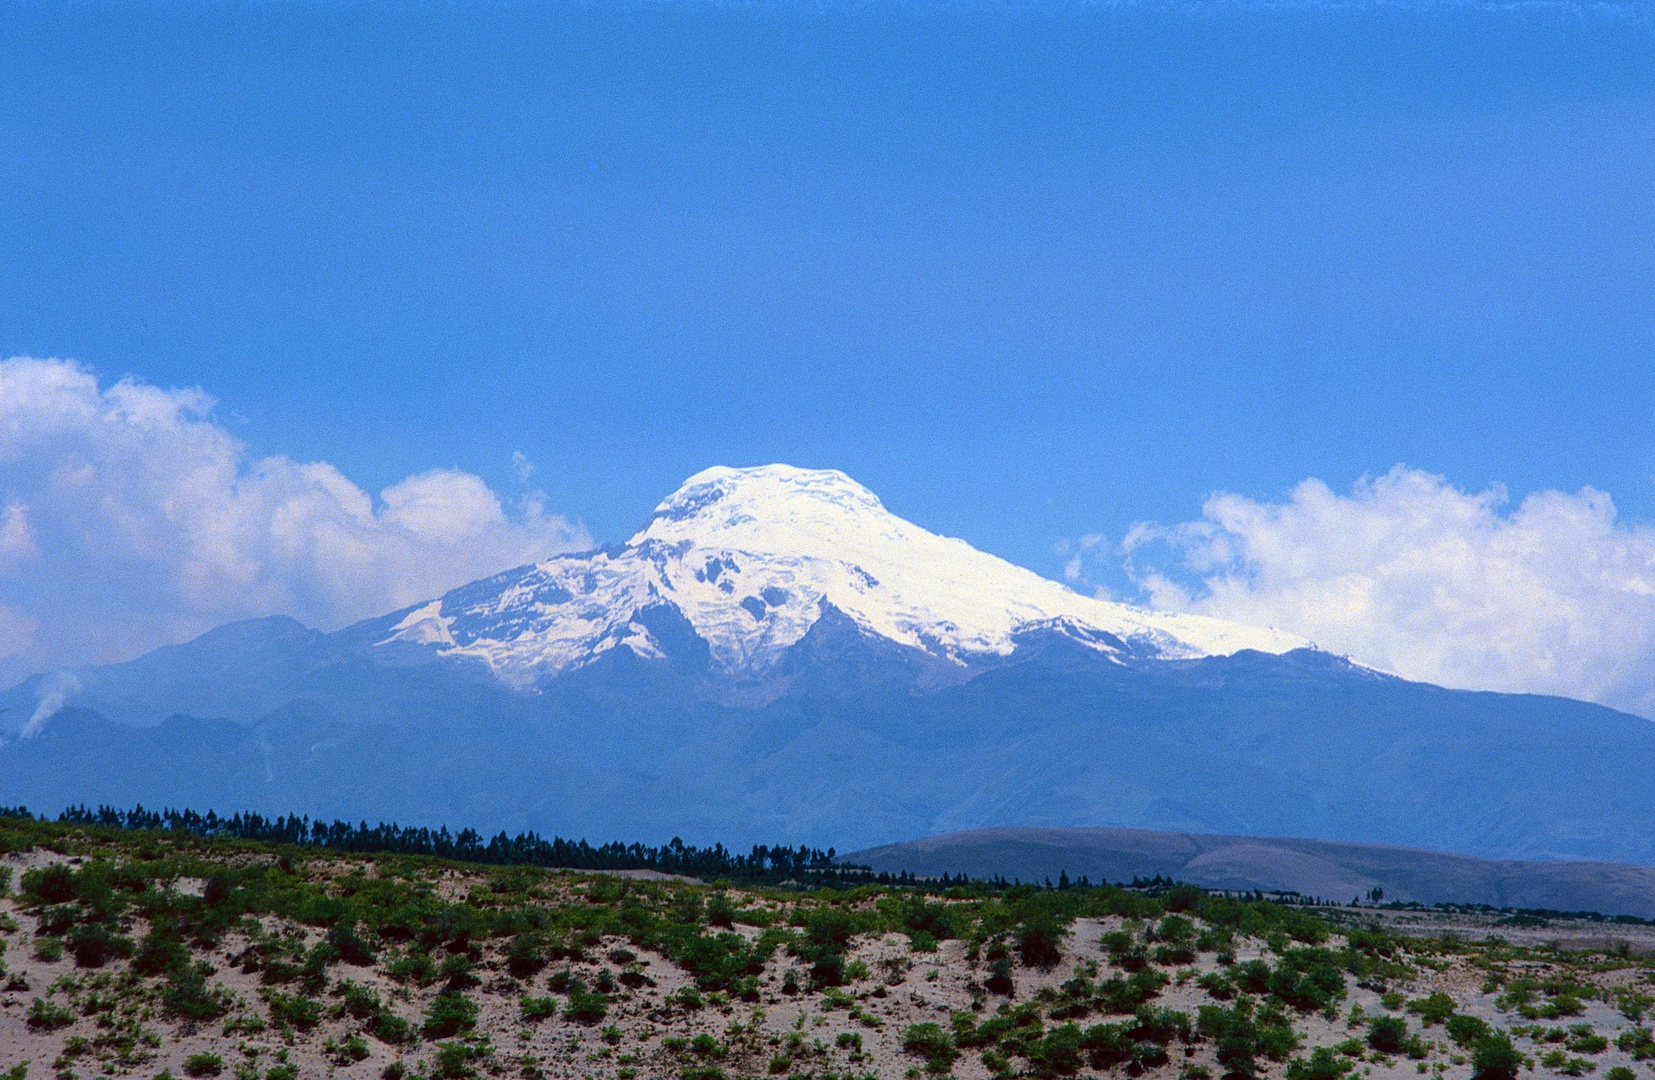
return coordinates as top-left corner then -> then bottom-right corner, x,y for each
4,0 -> 1655,708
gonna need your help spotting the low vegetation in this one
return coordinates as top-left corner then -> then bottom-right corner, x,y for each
3,812 -> 1655,1080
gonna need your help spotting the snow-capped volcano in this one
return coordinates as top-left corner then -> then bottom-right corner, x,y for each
13,465 -> 1655,867
371,464 -> 1305,686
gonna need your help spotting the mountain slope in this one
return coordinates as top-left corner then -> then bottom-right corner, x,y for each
5,643 -> 1655,864
3,464 -> 1654,867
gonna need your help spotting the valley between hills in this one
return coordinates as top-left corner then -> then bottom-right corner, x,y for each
7,816 -> 1655,1080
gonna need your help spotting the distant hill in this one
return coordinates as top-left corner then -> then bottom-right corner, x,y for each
846,826 -> 1655,919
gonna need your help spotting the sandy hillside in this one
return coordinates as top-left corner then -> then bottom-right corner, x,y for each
5,829 -> 1655,1080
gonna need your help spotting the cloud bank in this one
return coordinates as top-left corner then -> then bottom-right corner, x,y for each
0,357 -> 588,686
1104,466 -> 1655,718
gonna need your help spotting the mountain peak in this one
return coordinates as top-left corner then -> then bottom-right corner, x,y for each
636,465 -> 889,546
368,464 -> 1308,685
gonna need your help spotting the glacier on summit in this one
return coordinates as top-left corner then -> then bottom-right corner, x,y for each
371,464 -> 1306,687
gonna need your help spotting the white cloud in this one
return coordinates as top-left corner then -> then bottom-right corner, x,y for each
0,357 -> 589,685
1109,466 -> 1655,717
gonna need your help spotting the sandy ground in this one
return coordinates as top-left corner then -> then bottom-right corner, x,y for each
1338,907 -> 1655,956
5,849 -> 1655,1080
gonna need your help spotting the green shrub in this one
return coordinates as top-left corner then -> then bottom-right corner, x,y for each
1157,915 -> 1196,943
266,991 -> 321,1031
1197,1004 -> 1263,1080
1369,1016 -> 1408,1054
1540,1050 -> 1594,1076
26,996 -> 74,1030
901,1023 -> 959,1074
421,993 -> 478,1039
1620,995 -> 1654,1023
1408,993 -> 1456,1026
804,949 -> 841,988
1618,1028 -> 1655,1061
1134,1005 -> 1193,1046
707,894 -> 736,929
1268,958 -> 1345,1013
438,955 -> 479,991
1077,1021 -> 1144,1072
1526,996 -> 1586,1020
265,1066 -> 298,1080
1567,1032 -> 1608,1055
133,933 -> 189,977
325,921 -> 379,966
22,864 -> 76,904
1196,927 -> 1234,953
32,937 -> 63,963
1472,1032 -> 1525,1080
520,996 -> 557,1023
1025,1022 -> 1086,1077
506,933 -> 546,977
679,1069 -> 726,1080
64,923 -> 134,968
1235,960 -> 1272,994
325,1035 -> 370,1065
1103,930 -> 1148,972
1259,1018 -> 1301,1061
387,951 -> 436,986
163,963 -> 232,1021
430,1043 -> 478,1080
1447,1015 -> 1493,1049
1605,1068 -> 1636,1080
337,980 -> 382,1019
1097,968 -> 1169,1014
1198,971 -> 1236,1000
35,905 -> 75,937
1286,1048 -> 1356,1080
183,1054 -> 223,1078
565,985 -> 608,1024
370,1009 -> 414,1046
669,892 -> 705,925
1016,913 -> 1065,969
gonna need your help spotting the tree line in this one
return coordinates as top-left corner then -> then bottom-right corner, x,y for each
0,803 -> 890,884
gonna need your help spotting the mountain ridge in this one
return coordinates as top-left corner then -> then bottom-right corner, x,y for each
2,464 -> 1653,868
